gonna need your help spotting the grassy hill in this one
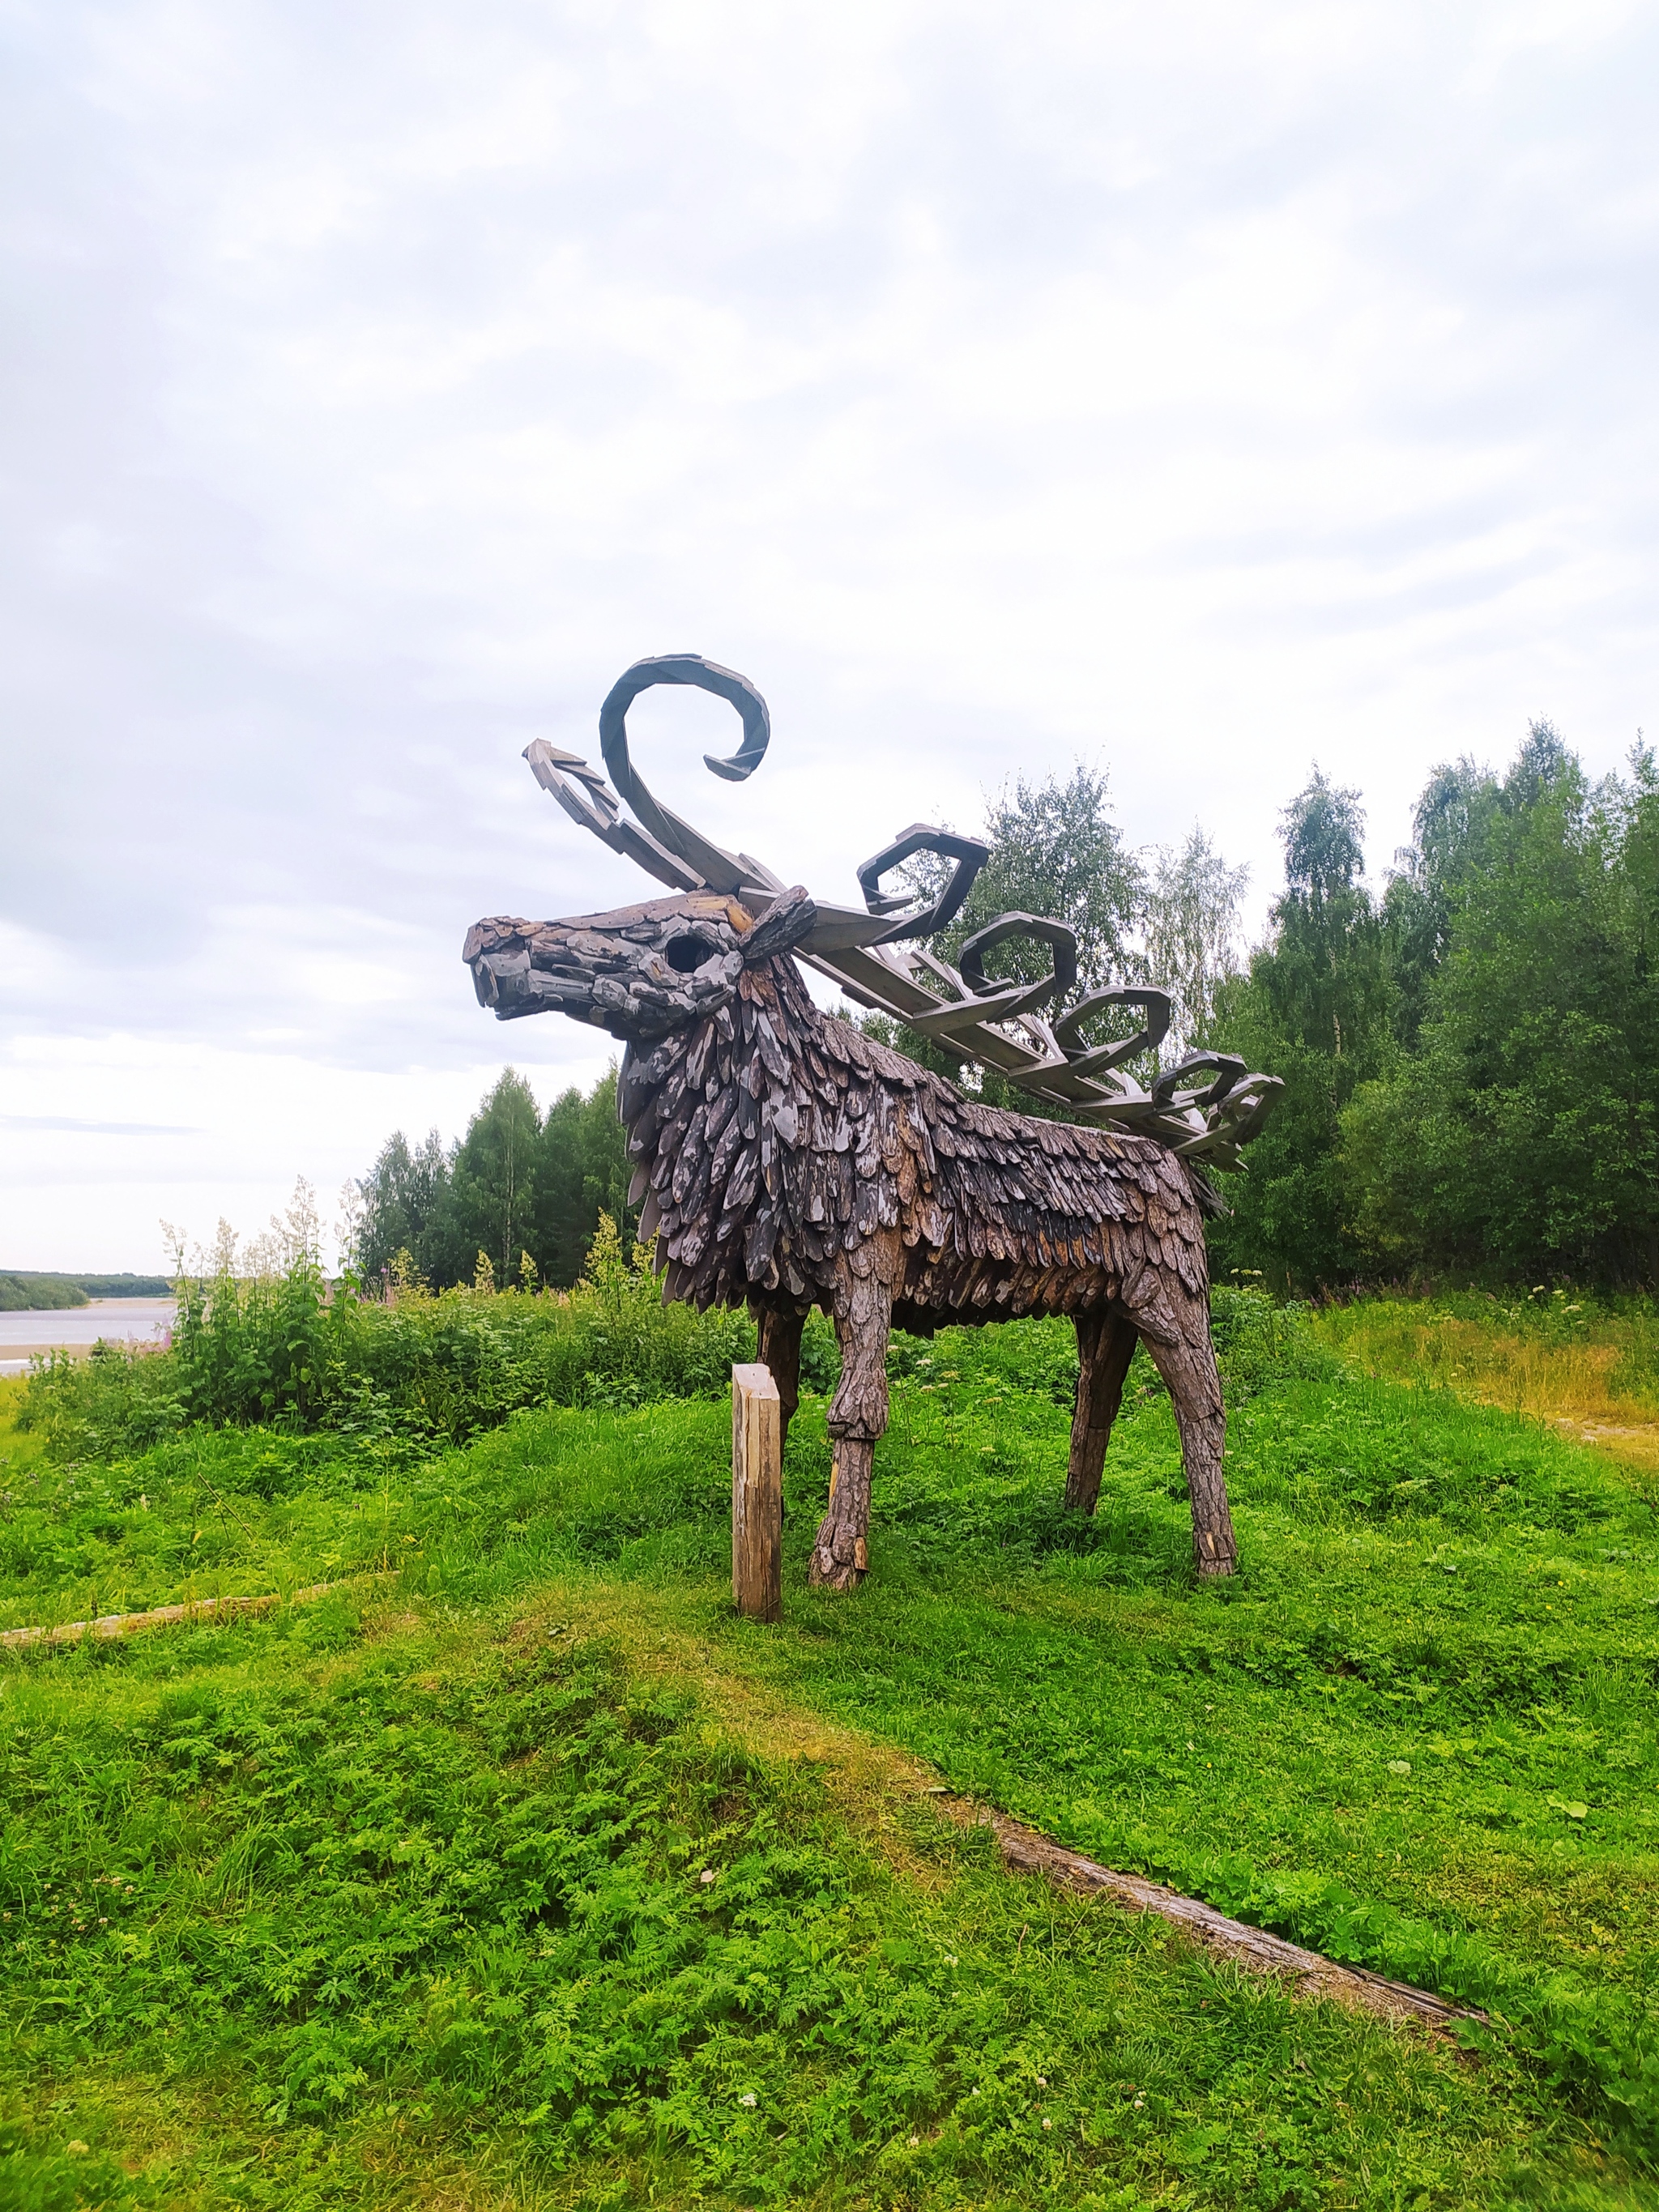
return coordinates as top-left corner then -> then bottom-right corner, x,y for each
2,1302 -> 1657,2208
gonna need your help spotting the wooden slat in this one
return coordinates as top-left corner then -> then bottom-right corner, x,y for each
946,1797 -> 1487,2030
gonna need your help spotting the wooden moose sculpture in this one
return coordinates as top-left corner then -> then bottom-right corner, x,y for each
465,656 -> 1281,1589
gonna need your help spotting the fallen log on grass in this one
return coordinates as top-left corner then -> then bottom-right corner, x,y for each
1,1581 -> 342,1652
933,1795 -> 1485,2030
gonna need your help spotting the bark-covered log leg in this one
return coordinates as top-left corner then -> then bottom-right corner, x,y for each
809,1436 -> 876,1592
754,1304 -> 804,1451
1064,1306 -> 1140,1513
809,1261 -> 893,1592
1137,1314 -> 1236,1577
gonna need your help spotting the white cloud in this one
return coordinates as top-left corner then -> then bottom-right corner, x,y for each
0,1029 -> 617,1268
2,0 -> 1655,1261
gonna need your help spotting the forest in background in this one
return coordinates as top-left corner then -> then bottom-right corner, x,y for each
0,1272 -> 171,1311
1213,724 -> 1658,1291
356,719 -> 1659,1298
356,1068 -> 633,1292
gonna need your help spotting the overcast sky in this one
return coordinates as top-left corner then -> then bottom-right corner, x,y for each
3,0 -> 1656,1269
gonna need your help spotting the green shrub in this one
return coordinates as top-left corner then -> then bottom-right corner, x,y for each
1206,1284 -> 1339,1398
18,1223 -> 1338,1477
18,1220 -> 756,1464
15,1345 -> 192,1464
0,1273 -> 87,1312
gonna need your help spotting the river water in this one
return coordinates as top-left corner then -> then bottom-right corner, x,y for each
0,1298 -> 176,1377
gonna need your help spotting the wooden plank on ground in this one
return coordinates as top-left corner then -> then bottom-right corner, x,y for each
1,1581 -> 342,1652
939,1796 -> 1486,2030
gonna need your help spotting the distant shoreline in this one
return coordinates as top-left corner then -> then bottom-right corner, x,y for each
0,1298 -> 176,1375
0,1272 -> 172,1313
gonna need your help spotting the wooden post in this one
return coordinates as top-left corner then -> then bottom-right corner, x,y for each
731,1362 -> 783,1623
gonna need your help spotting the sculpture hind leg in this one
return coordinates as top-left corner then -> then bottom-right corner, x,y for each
1065,1306 -> 1140,1513
1133,1298 -> 1237,1577
754,1304 -> 804,1451
809,1251 -> 895,1592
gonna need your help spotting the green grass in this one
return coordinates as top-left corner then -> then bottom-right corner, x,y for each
1316,1288 -> 1659,1410
4,1318 -> 1659,2206
4,1609 -> 1551,2212
1313,1291 -> 1659,1478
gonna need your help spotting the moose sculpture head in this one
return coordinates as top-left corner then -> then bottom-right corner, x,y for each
466,655 -> 1281,1590
469,885 -> 820,1039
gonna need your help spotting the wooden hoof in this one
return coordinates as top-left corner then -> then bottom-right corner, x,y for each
808,1549 -> 865,1592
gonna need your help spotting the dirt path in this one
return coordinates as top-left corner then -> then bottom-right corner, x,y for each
1546,1413 -> 1659,1477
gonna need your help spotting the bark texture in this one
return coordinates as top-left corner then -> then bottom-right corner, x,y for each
754,1303 -> 804,1451
1065,1309 -> 1141,1514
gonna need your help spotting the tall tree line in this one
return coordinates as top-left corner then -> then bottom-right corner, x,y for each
356,1068 -> 633,1289
1206,727 -> 1659,1291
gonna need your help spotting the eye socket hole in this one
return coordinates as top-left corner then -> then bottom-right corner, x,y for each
664,934 -> 716,974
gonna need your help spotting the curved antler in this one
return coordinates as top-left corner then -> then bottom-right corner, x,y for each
599,652 -> 771,789
959,914 -> 1077,1000
592,654 -> 781,897
856,825 -> 991,940
518,654 -> 1283,1170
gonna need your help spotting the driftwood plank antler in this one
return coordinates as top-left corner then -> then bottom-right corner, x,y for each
466,654 -> 1282,1590
516,654 -> 1279,1170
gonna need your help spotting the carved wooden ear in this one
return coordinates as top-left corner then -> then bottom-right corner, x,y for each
741,884 -> 817,962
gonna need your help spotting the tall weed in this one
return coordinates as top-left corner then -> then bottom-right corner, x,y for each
1319,1289 -> 1659,1456
20,1237 -> 1330,1469
19,1217 -> 756,1464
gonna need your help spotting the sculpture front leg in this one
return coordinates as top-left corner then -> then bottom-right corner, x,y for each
809,1255 -> 894,1592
